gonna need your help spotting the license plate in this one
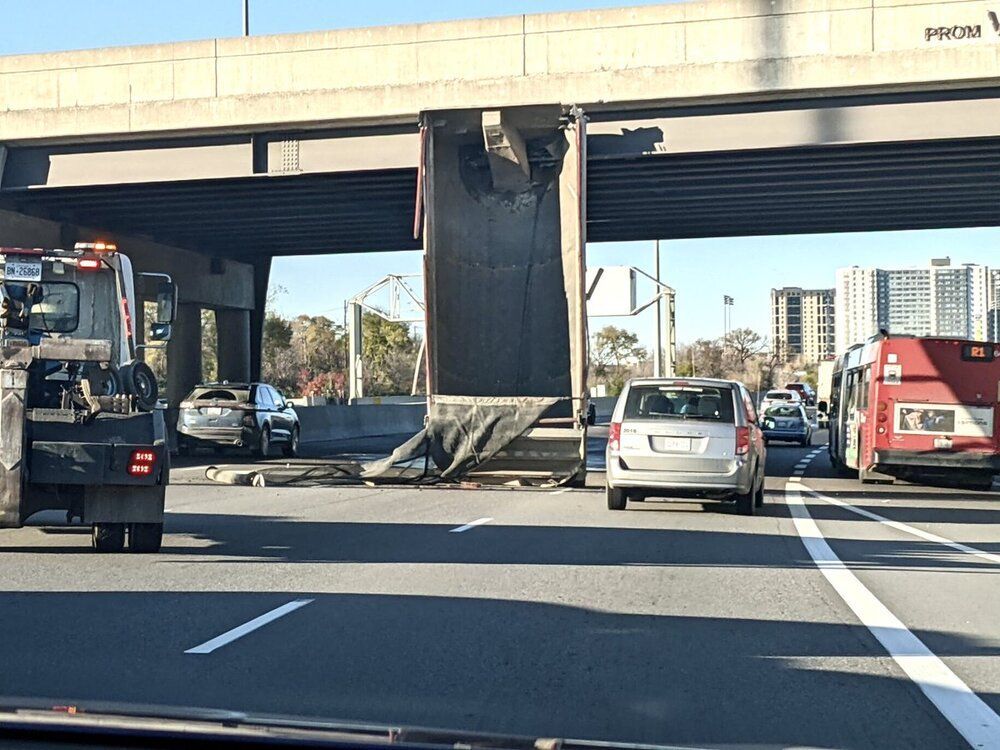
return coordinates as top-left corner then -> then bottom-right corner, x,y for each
4,258 -> 42,282
659,437 -> 691,452
205,407 -> 222,416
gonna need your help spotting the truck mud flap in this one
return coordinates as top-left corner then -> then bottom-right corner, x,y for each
83,484 -> 165,524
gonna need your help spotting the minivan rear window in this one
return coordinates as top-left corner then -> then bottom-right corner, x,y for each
623,384 -> 735,422
187,388 -> 250,403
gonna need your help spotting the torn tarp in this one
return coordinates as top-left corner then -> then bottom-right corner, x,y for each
361,395 -> 561,479
224,395 -> 581,488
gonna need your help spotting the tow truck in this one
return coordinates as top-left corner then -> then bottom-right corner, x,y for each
0,242 -> 175,552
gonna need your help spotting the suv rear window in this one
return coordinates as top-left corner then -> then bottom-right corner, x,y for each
766,391 -> 792,400
187,388 -> 250,403
765,405 -> 803,418
623,384 -> 735,422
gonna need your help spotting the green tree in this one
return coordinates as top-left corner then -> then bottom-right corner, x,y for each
591,326 -> 648,395
200,309 -> 217,383
361,313 -> 418,396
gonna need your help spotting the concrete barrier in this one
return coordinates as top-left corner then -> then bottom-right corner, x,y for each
296,403 -> 427,444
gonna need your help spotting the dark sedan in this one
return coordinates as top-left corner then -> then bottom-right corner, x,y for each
176,382 -> 299,457
761,403 -> 813,446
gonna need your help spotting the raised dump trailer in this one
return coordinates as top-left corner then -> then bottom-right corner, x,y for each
0,243 -> 176,552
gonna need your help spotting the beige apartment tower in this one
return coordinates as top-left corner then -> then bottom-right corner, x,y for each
771,287 -> 836,363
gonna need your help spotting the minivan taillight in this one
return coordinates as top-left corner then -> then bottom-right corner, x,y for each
127,449 -> 156,477
608,422 -> 622,452
736,426 -> 750,456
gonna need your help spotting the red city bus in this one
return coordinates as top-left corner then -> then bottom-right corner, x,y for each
828,335 -> 1000,489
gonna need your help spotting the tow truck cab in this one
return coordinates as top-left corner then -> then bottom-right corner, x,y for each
0,243 -> 177,553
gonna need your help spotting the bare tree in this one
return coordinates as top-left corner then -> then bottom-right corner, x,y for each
726,327 -> 767,366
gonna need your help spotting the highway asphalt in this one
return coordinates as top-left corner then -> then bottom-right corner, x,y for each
2,431 -> 1000,749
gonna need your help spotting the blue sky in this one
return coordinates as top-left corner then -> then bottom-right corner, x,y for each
4,2 -> 999,345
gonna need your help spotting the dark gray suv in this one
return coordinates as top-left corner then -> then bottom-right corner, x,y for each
176,382 -> 299,458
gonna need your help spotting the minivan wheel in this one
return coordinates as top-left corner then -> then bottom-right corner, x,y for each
607,485 -> 627,511
735,486 -> 756,516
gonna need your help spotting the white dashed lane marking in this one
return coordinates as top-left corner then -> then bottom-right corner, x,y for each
449,517 -> 493,533
184,599 -> 314,655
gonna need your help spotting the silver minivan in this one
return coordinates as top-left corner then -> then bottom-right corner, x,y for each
605,377 -> 767,514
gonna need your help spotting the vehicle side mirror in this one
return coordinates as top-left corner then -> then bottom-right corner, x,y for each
149,322 -> 172,342
155,282 -> 176,325
586,403 -> 597,426
818,400 -> 828,413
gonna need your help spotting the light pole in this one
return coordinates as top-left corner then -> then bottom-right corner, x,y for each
653,240 -> 663,377
723,295 -> 734,349
242,0 -> 250,36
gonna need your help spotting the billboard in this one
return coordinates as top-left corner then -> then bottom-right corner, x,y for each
586,266 -> 637,317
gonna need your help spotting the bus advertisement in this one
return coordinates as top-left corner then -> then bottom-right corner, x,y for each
827,335 -> 1000,489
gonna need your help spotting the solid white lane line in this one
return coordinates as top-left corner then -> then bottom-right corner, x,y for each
184,599 -> 314,655
785,483 -> 1000,748
449,517 -> 493,533
802,486 -> 1000,566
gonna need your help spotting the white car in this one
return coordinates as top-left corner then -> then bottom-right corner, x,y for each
758,389 -> 803,412
605,377 -> 767,515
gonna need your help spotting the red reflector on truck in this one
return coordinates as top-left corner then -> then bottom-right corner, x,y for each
127,449 -> 156,476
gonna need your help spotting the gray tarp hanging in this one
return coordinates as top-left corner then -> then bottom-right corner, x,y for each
225,395 -> 562,487
211,107 -> 588,489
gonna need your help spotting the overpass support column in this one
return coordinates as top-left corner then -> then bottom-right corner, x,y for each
416,105 -> 588,478
249,258 -> 272,381
166,303 -> 202,404
216,308 -> 252,383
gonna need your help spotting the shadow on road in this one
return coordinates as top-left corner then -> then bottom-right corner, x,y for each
0,590 -> 985,749
799,492 -> 1000,526
15,508 -> 1000,573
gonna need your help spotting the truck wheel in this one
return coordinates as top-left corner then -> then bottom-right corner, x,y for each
282,427 -> 300,458
128,523 -> 163,553
255,427 -> 271,458
92,523 -> 125,553
607,485 -> 627,511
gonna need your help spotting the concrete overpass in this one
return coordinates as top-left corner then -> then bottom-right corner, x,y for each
3,0 -> 1000,445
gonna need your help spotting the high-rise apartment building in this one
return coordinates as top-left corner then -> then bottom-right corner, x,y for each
771,287 -> 835,362
835,258 -> 992,352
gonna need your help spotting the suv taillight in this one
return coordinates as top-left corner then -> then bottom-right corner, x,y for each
736,426 -> 751,456
127,449 -> 156,477
608,422 -> 622,451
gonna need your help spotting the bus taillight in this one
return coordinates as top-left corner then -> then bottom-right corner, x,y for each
877,401 -> 889,423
